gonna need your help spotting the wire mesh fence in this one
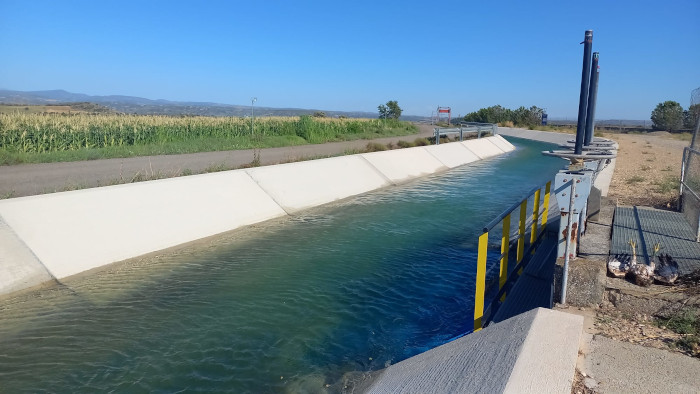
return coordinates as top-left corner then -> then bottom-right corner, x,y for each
681,87 -> 700,241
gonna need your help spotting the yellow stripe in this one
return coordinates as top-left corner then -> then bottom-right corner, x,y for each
474,232 -> 488,331
541,181 -> 551,229
499,214 -> 510,302
530,189 -> 541,248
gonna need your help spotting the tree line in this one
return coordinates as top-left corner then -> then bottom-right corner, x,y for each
462,105 -> 545,127
650,101 -> 699,132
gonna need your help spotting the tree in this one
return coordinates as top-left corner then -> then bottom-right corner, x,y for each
313,111 -> 326,118
651,101 -> 684,131
683,104 -> 700,129
378,100 -> 402,119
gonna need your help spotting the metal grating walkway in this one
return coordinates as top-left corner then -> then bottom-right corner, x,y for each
610,206 -> 700,275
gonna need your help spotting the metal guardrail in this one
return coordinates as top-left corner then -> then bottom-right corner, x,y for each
681,146 -> 700,242
433,122 -> 497,144
473,181 -> 552,331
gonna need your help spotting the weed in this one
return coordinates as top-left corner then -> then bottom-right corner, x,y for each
656,308 -> 699,354
181,168 -> 193,176
626,175 -> 646,184
0,190 -> 15,199
641,165 -> 651,171
365,142 -> 387,152
396,140 -> 414,148
413,138 -> 430,146
204,163 -> 233,173
641,150 -> 650,154
655,176 -> 680,193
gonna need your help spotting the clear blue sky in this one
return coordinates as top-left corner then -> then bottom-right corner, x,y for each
1,0 -> 698,119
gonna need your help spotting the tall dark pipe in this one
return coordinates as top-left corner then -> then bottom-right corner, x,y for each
584,52 -> 600,146
574,30 -> 593,155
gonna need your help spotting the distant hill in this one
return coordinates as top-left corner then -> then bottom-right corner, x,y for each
0,89 -> 401,119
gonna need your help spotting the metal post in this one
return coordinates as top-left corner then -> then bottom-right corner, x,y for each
541,182 -> 551,230
530,189 -> 541,248
434,128 -> 439,145
561,179 -> 576,305
251,97 -> 257,135
584,52 -> 600,146
474,231 -> 488,331
500,214 -> 510,302
574,30 -> 593,155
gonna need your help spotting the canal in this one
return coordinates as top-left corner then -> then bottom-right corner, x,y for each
0,138 -> 563,392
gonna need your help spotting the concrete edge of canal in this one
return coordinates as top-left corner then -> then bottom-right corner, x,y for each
0,135 -> 514,298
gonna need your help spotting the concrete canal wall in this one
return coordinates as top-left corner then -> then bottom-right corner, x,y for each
0,136 -> 515,297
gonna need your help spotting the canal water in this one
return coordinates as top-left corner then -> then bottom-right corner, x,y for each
0,138 -> 563,393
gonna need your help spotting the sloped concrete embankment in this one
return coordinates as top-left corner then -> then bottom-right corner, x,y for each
358,308 -> 583,394
0,136 -> 514,297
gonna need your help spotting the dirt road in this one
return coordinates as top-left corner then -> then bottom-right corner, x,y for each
0,125 -> 436,198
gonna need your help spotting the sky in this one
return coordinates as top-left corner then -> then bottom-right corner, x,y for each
1,0 -> 698,120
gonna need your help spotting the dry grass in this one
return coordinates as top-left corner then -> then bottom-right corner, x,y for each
605,133 -> 687,208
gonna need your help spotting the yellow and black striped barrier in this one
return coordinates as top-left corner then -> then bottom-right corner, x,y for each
473,181 -> 551,331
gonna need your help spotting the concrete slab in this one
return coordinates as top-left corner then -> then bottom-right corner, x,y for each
423,143 -> 480,168
503,309 -> 583,394
497,128 -> 572,145
593,157 -> 616,197
0,216 -> 54,296
490,135 -> 517,152
462,138 -> 505,159
245,156 -> 391,214
0,171 -> 287,279
361,147 -> 447,184
583,335 -> 700,393
363,308 -> 583,394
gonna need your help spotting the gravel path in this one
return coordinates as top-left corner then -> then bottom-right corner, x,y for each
0,124 -> 436,198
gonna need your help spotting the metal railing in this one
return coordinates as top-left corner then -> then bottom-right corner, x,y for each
433,122 -> 497,144
473,181 -> 552,331
681,146 -> 700,241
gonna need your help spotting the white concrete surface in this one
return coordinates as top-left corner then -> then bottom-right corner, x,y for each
361,147 -> 447,184
245,155 -> 391,213
364,308 -> 583,393
503,308 -> 583,393
462,138 -> 506,159
490,134 -> 517,152
423,143 -> 480,168
593,156 -> 616,197
0,216 -> 54,296
497,128 -> 572,145
0,171 -> 287,279
0,140 -> 513,295
582,335 -> 700,393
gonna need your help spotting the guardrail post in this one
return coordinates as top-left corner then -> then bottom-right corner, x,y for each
541,181 -> 551,230
530,188 -> 541,252
499,214 -> 510,301
516,199 -> 527,274
474,231 -> 488,331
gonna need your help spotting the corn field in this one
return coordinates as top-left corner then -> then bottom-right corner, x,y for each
0,113 -> 411,153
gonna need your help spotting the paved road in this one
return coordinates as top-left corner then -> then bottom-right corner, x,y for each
1,125 -> 436,198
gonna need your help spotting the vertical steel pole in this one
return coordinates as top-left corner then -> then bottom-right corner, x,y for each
541,181 -> 551,230
474,231 -> 488,331
561,179 -> 577,305
574,30 -> 593,155
584,52 -> 600,146
500,214 -> 511,302
530,189 -> 541,249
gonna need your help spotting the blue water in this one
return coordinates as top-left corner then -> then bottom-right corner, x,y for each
0,138 -> 563,393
